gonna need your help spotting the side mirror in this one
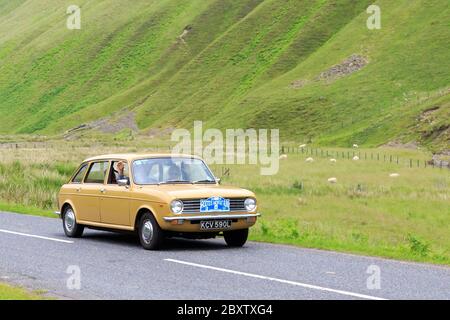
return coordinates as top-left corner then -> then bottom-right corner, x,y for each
117,179 -> 129,187
215,178 -> 221,185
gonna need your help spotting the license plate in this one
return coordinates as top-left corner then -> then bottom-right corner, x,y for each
200,197 -> 230,212
200,220 -> 232,230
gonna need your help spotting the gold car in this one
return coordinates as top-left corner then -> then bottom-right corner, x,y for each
56,154 -> 260,250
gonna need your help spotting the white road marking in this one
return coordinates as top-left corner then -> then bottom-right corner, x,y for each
0,229 -> 73,244
165,258 -> 387,300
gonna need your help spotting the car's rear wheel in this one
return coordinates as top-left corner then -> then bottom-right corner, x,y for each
224,228 -> 248,247
62,206 -> 84,238
138,212 -> 164,250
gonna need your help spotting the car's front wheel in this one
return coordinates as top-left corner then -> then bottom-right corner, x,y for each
62,206 -> 84,238
138,212 -> 164,250
224,228 -> 248,247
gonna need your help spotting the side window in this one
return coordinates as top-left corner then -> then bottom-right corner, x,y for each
108,161 -> 129,184
72,164 -> 88,183
84,161 -> 109,184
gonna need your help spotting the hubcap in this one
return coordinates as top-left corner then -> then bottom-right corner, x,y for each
142,220 -> 153,244
64,209 -> 75,232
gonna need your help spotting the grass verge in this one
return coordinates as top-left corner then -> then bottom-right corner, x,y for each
0,282 -> 48,300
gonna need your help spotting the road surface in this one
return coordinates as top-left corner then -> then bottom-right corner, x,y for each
0,211 -> 449,300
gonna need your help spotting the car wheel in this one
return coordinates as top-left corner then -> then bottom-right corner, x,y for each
224,228 -> 248,247
138,212 -> 164,250
62,206 -> 84,238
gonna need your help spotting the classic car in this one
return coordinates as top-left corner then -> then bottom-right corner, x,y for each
56,154 -> 260,249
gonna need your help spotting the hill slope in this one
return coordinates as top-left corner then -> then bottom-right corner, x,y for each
0,0 -> 448,150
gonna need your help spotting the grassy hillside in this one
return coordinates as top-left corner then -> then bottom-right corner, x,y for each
0,0 -> 449,150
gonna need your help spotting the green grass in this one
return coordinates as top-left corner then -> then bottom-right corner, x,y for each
0,201 -> 54,218
0,282 -> 47,300
0,0 -> 448,151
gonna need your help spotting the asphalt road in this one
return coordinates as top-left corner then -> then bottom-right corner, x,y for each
0,211 -> 449,300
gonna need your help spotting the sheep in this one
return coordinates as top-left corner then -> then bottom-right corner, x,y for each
353,144 -> 359,148
330,158 -> 337,163
389,173 -> 400,178
352,155 -> 360,161
327,177 -> 337,183
305,157 -> 314,162
299,144 -> 307,148
279,154 -> 288,160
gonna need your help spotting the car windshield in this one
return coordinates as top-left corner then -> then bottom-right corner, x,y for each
132,157 -> 216,185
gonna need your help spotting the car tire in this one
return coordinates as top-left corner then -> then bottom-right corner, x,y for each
138,212 -> 164,250
224,228 -> 248,247
62,206 -> 84,238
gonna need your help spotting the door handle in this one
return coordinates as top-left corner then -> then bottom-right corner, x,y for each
76,187 -> 81,192
100,188 -> 106,193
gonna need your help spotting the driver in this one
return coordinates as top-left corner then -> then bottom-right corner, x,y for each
167,164 -> 181,181
116,161 -> 130,184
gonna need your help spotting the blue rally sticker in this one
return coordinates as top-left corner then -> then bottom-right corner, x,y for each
200,197 -> 230,212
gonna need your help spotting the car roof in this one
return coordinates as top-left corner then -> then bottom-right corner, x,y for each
83,153 -> 203,163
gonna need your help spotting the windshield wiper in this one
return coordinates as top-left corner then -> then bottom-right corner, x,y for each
193,179 -> 216,184
158,180 -> 192,185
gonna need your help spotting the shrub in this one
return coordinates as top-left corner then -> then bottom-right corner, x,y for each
407,234 -> 430,256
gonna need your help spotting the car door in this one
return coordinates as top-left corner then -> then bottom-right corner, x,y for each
76,161 -> 109,223
64,162 -> 89,218
99,160 -> 131,226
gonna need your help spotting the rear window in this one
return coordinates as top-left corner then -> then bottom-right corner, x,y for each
84,161 -> 109,184
72,164 -> 88,183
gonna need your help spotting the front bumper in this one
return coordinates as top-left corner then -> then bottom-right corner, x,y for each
161,213 -> 260,232
163,213 -> 261,222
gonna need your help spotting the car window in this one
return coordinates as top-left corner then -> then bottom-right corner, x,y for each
133,158 -> 214,184
72,164 -> 88,183
108,161 -> 129,184
84,161 -> 109,184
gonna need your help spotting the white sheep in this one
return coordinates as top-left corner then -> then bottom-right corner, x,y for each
353,144 -> 359,148
305,157 -> 314,162
279,154 -> 288,160
330,158 -> 337,163
352,155 -> 360,161
389,173 -> 400,178
299,144 -> 307,148
328,177 -> 337,183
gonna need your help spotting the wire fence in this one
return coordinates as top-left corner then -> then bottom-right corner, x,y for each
2,142 -> 448,170
281,146 -> 450,170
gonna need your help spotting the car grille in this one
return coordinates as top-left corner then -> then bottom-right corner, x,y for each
181,198 -> 247,213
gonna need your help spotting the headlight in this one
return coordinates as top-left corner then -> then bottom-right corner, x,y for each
170,200 -> 183,214
244,198 -> 257,212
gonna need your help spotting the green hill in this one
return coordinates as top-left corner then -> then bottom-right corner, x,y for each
0,0 -> 449,150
